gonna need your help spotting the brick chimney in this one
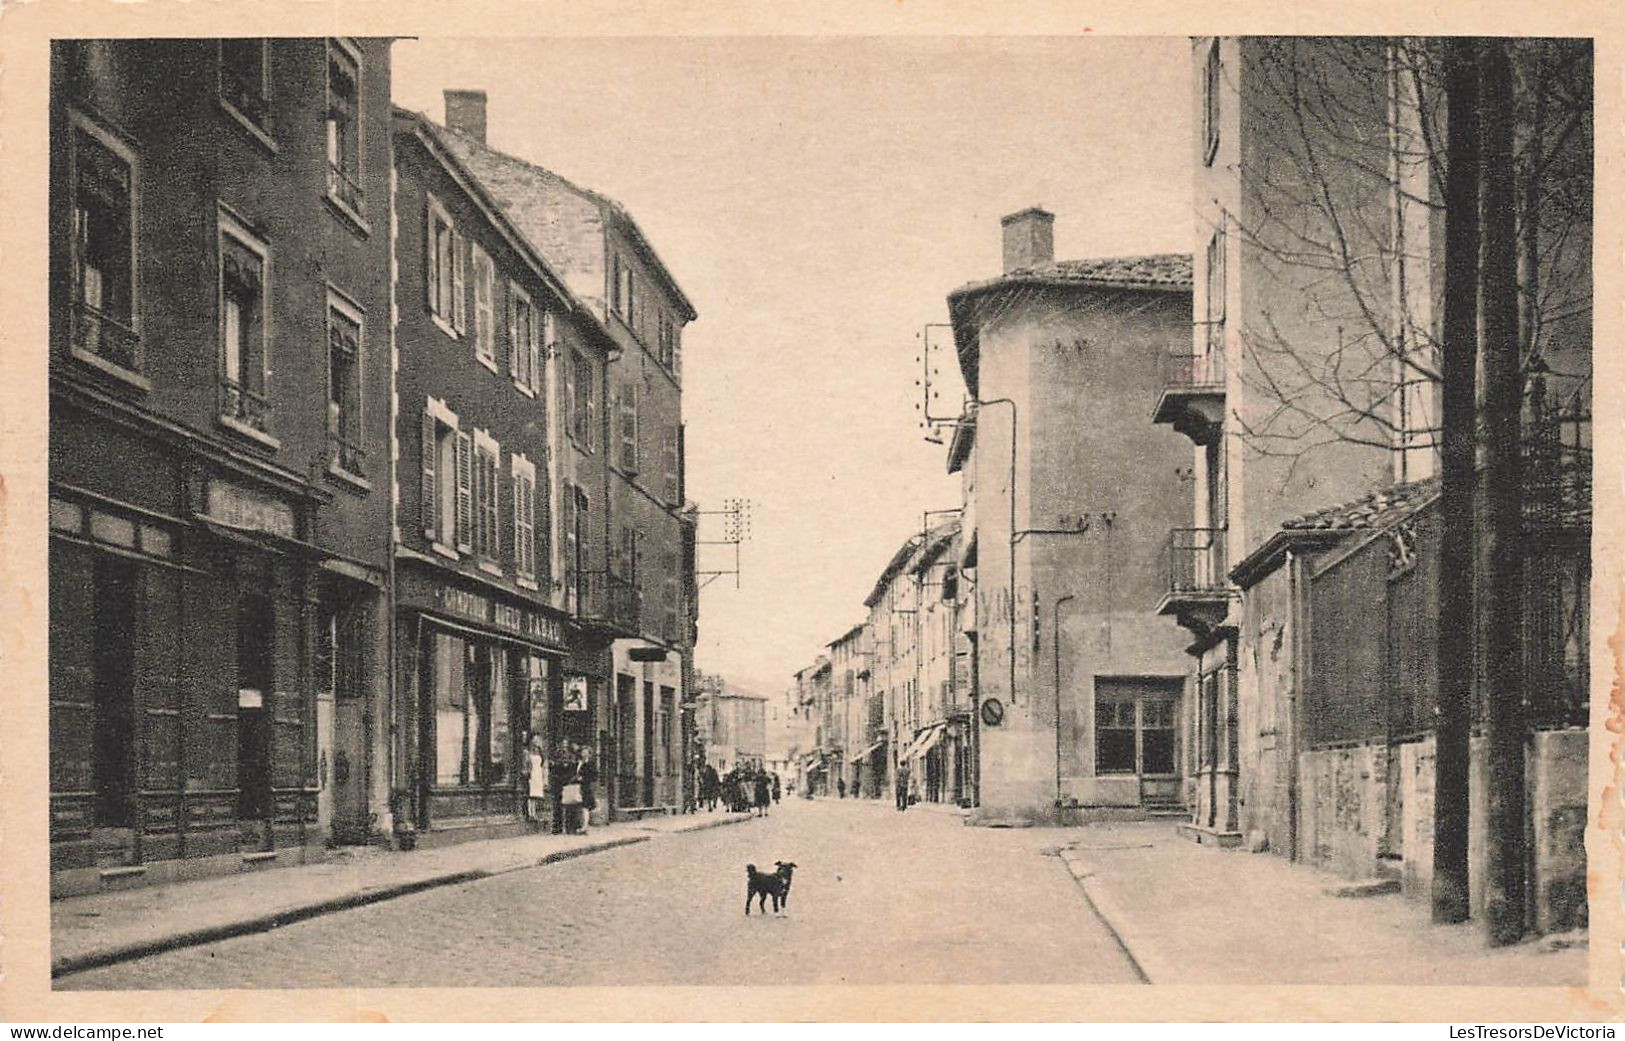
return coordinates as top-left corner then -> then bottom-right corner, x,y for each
444,89 -> 488,144
1001,207 -> 1055,273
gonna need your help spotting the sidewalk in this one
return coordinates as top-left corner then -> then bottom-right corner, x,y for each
51,810 -> 754,978
1055,821 -> 1586,986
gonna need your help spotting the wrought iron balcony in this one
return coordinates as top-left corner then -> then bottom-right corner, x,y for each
327,163 -> 365,216
72,301 -> 142,373
1156,527 -> 1233,633
220,377 -> 272,432
1152,340 -> 1226,445
576,570 -> 641,636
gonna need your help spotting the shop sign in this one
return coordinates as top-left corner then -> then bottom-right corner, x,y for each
207,480 -> 296,539
564,678 -> 589,712
432,584 -> 566,648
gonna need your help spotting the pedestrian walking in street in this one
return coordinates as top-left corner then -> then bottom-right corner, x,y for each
837,777 -> 847,799
754,771 -> 771,817
895,762 -> 910,811
703,762 -> 721,812
772,772 -> 781,805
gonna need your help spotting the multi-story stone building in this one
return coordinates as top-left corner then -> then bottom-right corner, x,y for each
390,104 -> 619,842
434,91 -> 698,818
946,210 -> 1194,824
1165,37 -> 1590,935
48,38 -> 396,893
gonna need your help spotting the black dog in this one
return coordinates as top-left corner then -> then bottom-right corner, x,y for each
745,861 -> 797,916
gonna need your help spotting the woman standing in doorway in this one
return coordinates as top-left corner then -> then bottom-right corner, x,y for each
572,744 -> 598,835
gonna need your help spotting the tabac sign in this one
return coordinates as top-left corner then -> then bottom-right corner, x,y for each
206,479 -> 296,539
432,584 -> 567,649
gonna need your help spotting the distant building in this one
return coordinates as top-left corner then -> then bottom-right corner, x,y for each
693,683 -> 767,774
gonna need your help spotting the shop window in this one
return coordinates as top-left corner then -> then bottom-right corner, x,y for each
219,213 -> 271,435
327,291 -> 365,479
92,555 -> 137,828
70,115 -> 140,374
218,39 -> 270,131
1095,696 -> 1137,774
236,591 -> 274,819
433,630 -> 468,786
325,40 -> 364,218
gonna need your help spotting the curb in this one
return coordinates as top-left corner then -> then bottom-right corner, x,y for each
1055,848 -> 1162,985
671,812 -> 758,834
52,834 -> 649,979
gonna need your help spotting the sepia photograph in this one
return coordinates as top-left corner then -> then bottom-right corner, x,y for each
1,2 -> 1617,1023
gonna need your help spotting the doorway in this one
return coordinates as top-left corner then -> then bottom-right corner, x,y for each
237,590 -> 274,847
92,555 -> 137,865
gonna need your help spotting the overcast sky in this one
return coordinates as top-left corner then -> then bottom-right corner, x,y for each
394,36 -> 1193,696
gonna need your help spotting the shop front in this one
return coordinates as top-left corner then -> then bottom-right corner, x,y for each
49,433 -> 333,895
395,566 -> 575,845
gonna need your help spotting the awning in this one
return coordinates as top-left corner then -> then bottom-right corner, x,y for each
848,739 -> 885,763
900,722 -> 946,762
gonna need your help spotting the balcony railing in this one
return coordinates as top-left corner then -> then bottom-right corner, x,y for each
73,301 -> 141,373
220,377 -> 271,432
576,570 -> 641,634
1164,527 -> 1229,596
327,163 -> 365,215
329,432 -> 367,478
1166,343 -> 1226,390
1153,342 -> 1226,443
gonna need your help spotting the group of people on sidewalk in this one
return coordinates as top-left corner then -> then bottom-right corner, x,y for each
829,761 -> 915,810
697,762 -> 780,816
524,737 -> 598,836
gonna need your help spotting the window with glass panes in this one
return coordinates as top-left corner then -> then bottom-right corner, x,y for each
72,119 -> 139,368
325,41 -> 363,213
327,294 -> 364,475
219,216 -> 269,430
219,39 -> 270,128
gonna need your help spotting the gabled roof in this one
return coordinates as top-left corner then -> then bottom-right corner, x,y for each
947,253 -> 1193,397
435,125 -> 698,322
1230,477 -> 1441,589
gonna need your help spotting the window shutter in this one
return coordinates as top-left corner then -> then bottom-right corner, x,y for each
672,326 -> 681,378
451,230 -> 467,334
620,381 -> 637,473
487,450 -> 501,561
455,430 -> 473,552
584,361 -> 596,452
564,352 -> 577,440
663,424 -> 680,505
424,200 -> 435,312
421,411 -> 438,540
506,290 -> 519,378
527,305 -> 541,395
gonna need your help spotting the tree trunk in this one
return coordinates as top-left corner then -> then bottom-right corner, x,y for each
1432,36 -> 1478,926
1479,38 -> 1528,947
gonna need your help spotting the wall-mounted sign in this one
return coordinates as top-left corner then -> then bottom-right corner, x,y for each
430,584 -> 567,648
207,480 -> 296,539
564,678 -> 589,712
980,698 -> 1005,727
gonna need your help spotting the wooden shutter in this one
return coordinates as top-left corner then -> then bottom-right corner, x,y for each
451,229 -> 467,333
485,448 -> 500,561
527,305 -> 541,395
421,410 -> 438,540
424,198 -> 435,312
663,424 -> 680,505
583,358 -> 596,452
506,288 -> 519,378
620,380 -> 636,472
455,430 -> 473,552
564,351 -> 577,441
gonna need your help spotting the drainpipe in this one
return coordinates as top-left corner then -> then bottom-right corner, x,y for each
1053,593 -> 1076,809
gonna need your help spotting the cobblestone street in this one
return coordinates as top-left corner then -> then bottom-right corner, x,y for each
59,799 -> 1138,989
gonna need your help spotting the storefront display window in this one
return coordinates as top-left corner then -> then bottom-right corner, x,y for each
432,628 -> 517,788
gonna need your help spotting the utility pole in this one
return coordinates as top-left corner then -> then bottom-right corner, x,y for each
1479,38 -> 1527,947
1432,35 -> 1479,926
